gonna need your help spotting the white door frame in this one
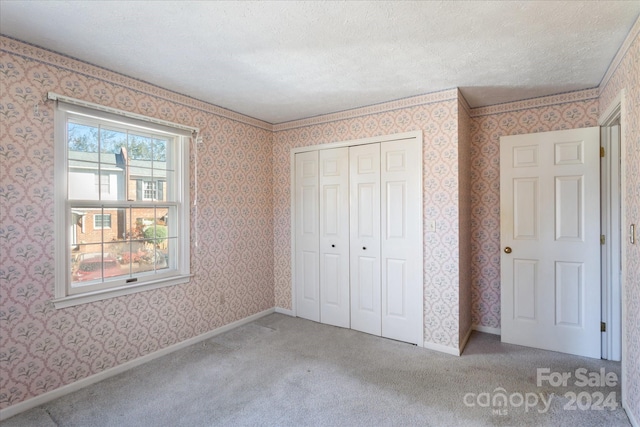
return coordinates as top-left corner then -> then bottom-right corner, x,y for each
600,114 -> 622,361
598,90 -> 627,409
289,131 -> 424,345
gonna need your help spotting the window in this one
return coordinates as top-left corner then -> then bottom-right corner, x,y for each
53,97 -> 194,308
138,179 -> 164,201
93,213 -> 111,229
143,180 -> 157,200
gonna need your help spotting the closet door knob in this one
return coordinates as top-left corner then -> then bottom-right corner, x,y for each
331,244 -> 335,248
363,246 -> 367,250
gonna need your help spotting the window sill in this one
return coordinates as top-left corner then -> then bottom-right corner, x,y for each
52,274 -> 192,309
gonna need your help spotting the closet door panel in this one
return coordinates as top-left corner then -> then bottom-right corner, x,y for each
350,144 -> 381,336
295,151 -> 320,322
319,148 -> 350,328
381,140 -> 423,345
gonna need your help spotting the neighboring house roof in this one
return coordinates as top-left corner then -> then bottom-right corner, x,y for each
68,150 -> 167,179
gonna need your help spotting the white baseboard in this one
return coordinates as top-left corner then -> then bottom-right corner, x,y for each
472,324 -> 501,335
275,307 -> 294,316
459,327 -> 473,355
423,340 -> 462,356
0,308 -> 276,422
624,399 -> 639,427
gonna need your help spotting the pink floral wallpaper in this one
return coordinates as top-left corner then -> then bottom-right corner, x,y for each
469,94 -> 600,330
273,91 -> 471,350
598,19 -> 640,424
0,37 -> 274,409
1,19 -> 639,422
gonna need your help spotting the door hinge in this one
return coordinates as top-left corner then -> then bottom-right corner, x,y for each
601,235 -> 606,245
600,147 -> 605,157
601,322 -> 606,332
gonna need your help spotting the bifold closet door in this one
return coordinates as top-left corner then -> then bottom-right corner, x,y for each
319,148 -> 350,328
349,143 -> 382,336
295,151 -> 320,322
380,139 -> 423,345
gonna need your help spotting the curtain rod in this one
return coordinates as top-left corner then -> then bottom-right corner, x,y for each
47,92 -> 200,135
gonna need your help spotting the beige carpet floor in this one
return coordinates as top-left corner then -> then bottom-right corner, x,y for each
1,313 -> 630,426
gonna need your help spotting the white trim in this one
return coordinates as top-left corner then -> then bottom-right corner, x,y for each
273,90 -> 457,131
599,90 -> 628,419
52,274 -> 192,309
626,402 -> 639,427
599,16 -> 640,92
53,103 -> 191,305
48,92 -> 199,134
600,121 -> 622,362
92,213 -> 112,229
291,130 -> 422,155
275,307 -> 295,316
289,148 -> 297,317
459,327 -> 473,354
599,91 -> 624,127
0,308 -> 275,422
423,340 -> 461,356
472,324 -> 501,335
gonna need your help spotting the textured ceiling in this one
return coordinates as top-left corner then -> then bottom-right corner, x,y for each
1,1 -> 638,124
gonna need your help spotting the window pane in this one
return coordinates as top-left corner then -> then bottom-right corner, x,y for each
68,122 -> 127,201
68,160 -> 100,200
153,138 -> 167,162
71,243 -> 102,285
100,127 -> 128,167
136,240 -> 168,272
109,240 -> 133,278
60,108 -> 187,299
68,122 -> 98,153
128,133 -> 153,161
163,171 -> 174,202
72,252 -> 127,285
130,165 -> 153,200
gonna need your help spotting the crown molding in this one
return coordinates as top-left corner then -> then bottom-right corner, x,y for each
0,35 -> 273,131
599,15 -> 640,94
273,89 -> 459,132
469,88 -> 599,118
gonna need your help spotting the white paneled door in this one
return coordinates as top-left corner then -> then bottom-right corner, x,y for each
295,151 -> 320,322
319,148 -> 350,328
500,127 -> 601,358
381,140 -> 423,345
349,143 -> 382,336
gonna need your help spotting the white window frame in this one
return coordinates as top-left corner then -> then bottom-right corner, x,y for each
52,95 -> 196,309
142,179 -> 158,201
93,213 -> 112,229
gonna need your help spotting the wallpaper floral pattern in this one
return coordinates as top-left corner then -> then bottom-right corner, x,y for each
1,20 -> 638,422
469,97 -> 600,329
598,21 -> 640,424
0,37 -> 274,409
273,91 -> 471,350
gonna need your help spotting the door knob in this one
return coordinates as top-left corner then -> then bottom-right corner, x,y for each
363,246 -> 367,250
504,247 -> 512,254
331,244 -> 335,248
